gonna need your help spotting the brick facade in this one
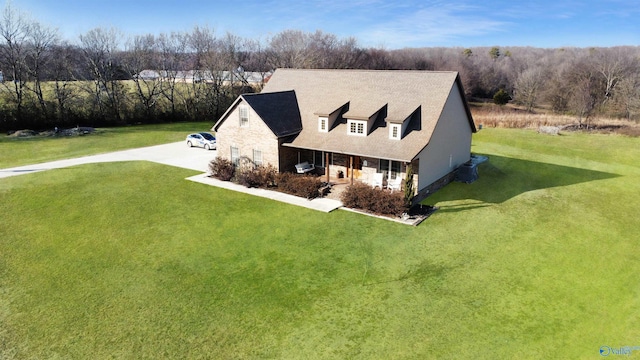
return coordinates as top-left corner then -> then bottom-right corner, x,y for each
215,100 -> 281,168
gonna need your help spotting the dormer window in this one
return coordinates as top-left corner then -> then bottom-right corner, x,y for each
348,119 -> 366,136
318,117 -> 328,132
239,105 -> 249,127
389,124 -> 401,140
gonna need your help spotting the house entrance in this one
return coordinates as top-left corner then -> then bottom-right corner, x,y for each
347,156 -> 362,179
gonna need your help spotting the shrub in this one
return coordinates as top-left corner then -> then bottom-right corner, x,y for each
237,164 -> 277,188
340,182 -> 375,210
341,182 -> 408,216
208,157 -> 235,181
493,89 -> 511,105
276,172 -> 323,199
373,190 -> 408,216
404,165 -> 415,205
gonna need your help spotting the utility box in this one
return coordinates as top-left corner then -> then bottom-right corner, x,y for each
455,162 -> 479,183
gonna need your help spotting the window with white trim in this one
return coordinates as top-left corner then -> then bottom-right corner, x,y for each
390,124 -> 401,139
347,120 -> 366,136
379,159 -> 401,180
318,117 -> 328,132
231,146 -> 240,166
239,105 -> 249,127
253,149 -> 263,166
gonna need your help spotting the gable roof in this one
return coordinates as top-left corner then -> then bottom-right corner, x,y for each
260,69 -> 475,162
213,90 -> 303,138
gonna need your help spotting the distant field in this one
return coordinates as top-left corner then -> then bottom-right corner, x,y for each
1,128 -> 639,358
0,122 -> 212,168
470,103 -> 640,136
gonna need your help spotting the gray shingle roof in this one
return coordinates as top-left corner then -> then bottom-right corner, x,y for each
261,69 -> 474,162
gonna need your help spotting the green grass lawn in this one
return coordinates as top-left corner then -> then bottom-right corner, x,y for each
0,121 -> 213,169
1,128 -> 639,358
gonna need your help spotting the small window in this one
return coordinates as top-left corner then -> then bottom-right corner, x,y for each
348,120 -> 366,136
390,124 -> 401,139
231,146 -> 240,166
239,105 -> 249,127
318,117 -> 328,132
253,149 -> 263,166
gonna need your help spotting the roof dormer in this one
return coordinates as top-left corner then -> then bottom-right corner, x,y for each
385,105 -> 421,139
344,103 -> 386,136
315,102 -> 348,133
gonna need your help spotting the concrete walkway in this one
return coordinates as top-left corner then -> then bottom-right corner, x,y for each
0,142 -> 343,213
187,174 -> 343,213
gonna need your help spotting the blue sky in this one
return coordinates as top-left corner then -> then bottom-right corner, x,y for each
12,0 -> 640,48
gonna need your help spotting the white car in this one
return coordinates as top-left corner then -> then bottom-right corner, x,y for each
186,132 -> 216,150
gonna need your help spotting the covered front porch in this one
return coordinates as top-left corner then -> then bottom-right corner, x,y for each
293,148 -> 418,193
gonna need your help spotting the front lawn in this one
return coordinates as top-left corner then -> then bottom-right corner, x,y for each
1,128 -> 638,358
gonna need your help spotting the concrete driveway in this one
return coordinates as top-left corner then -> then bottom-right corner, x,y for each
0,142 -> 216,179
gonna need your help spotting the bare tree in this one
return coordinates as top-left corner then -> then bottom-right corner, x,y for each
267,29 -> 313,68
615,73 -> 640,120
333,36 -> 364,69
79,27 -> 126,124
568,57 -> 604,128
157,31 -> 188,119
243,37 -> 271,89
361,47 -> 395,70
25,21 -> 59,117
513,67 -> 544,112
0,3 -> 31,124
49,43 -> 80,125
184,25 -> 218,120
592,47 -> 629,107
220,32 -> 251,87
124,33 -> 162,122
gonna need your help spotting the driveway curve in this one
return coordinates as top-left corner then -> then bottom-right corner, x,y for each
0,142 -> 216,179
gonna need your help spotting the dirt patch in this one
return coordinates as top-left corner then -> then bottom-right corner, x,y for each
561,124 -> 640,137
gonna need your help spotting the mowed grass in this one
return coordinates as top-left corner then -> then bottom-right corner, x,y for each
1,128 -> 639,358
0,121 -> 212,169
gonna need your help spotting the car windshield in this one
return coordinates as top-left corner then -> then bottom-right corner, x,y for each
200,133 -> 215,140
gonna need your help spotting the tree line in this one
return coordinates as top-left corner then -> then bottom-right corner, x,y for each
1,4 -> 639,132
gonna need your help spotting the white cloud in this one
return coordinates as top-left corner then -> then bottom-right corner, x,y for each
357,3 -> 508,48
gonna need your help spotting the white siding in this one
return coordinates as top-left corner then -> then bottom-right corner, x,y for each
415,83 -> 473,190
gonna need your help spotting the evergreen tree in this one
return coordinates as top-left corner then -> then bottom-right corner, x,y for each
493,89 -> 511,105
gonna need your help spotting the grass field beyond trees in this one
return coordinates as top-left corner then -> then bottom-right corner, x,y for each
1,128 -> 639,358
